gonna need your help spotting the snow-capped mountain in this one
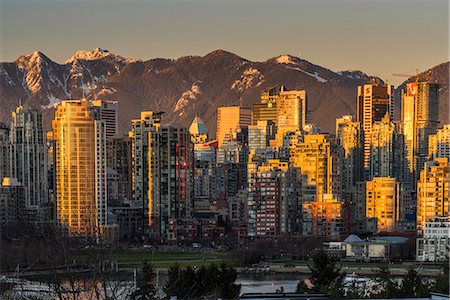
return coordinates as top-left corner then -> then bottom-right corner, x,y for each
1,49 -> 448,135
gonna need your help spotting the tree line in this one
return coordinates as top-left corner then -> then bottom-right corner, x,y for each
296,250 -> 449,298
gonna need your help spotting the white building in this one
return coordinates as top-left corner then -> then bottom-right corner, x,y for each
417,216 -> 450,262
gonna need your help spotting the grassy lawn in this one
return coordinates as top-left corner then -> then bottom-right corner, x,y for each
72,249 -> 232,268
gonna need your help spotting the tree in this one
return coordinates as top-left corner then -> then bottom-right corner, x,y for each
295,280 -> 310,294
164,263 -> 240,299
130,262 -> 158,300
431,263 -> 449,295
371,265 -> 400,299
398,268 -> 429,298
308,250 -> 344,294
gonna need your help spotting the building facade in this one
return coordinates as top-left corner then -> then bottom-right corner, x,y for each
52,100 -> 97,237
9,105 -> 48,208
402,82 -> 439,187
357,83 -> 394,179
216,106 -> 251,147
417,158 -> 449,233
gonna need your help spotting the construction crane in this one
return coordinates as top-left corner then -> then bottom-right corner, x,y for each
392,68 -> 430,82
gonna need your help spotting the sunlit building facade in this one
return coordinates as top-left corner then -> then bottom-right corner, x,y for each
357,83 -> 394,179
417,158 -> 449,233
335,115 -> 363,201
302,193 -> 345,238
365,177 -> 402,232
52,100 -> 97,237
402,82 -> 439,187
291,134 -> 341,202
428,124 -> 450,161
216,106 -> 251,147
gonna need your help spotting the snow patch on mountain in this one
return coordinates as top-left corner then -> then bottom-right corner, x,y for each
231,68 -> 264,93
43,94 -> 61,109
0,67 -> 15,86
65,48 -> 138,64
96,86 -> 118,97
276,55 -> 297,65
175,81 -> 203,113
287,66 -> 327,83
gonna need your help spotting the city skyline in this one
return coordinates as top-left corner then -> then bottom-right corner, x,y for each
1,0 -> 449,87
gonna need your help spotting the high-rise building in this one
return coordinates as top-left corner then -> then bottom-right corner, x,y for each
402,82 -> 439,186
302,193 -> 346,238
335,115 -> 363,201
365,177 -> 402,232
357,83 -> 394,178
0,178 -> 26,228
52,100 -> 98,237
248,160 -> 301,237
276,89 -> 307,132
129,112 -> 162,210
369,113 -> 406,180
148,124 -> 193,240
0,123 -> 9,180
252,86 -> 282,125
10,105 -> 48,208
428,124 -> 450,161
248,120 -> 275,150
90,100 -> 119,137
216,106 -> 251,147
106,135 -> 132,205
417,158 -> 449,233
94,120 -> 108,232
291,134 -> 341,202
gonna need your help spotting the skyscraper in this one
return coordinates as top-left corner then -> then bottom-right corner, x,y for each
52,100 -> 97,237
276,89 -> 307,132
365,177 -> 402,232
417,158 -> 449,233
402,82 -> 439,186
129,111 -> 162,212
90,100 -> 119,137
0,123 -> 9,180
148,124 -> 193,240
291,134 -> 341,202
216,106 -> 251,147
10,105 -> 48,208
357,83 -> 394,178
252,86 -> 282,126
248,159 -> 301,237
335,115 -> 363,201
428,124 -> 450,161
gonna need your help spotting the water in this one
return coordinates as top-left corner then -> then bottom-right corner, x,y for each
237,274 -> 306,294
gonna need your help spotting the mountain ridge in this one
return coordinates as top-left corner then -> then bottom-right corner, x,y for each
1,48 -> 448,135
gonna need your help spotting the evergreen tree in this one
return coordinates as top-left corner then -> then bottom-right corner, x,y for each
130,262 -> 158,300
371,265 -> 400,299
431,263 -> 450,295
399,268 -> 429,298
308,250 -> 344,294
295,280 -> 310,294
164,263 -> 182,298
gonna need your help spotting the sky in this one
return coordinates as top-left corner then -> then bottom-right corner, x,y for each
0,0 -> 448,86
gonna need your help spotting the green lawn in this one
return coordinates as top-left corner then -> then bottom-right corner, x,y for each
72,249 -> 233,268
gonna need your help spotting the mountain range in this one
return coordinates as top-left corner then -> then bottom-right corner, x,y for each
0,48 -> 448,135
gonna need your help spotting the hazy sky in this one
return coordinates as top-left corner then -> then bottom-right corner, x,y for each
1,0 -> 448,86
